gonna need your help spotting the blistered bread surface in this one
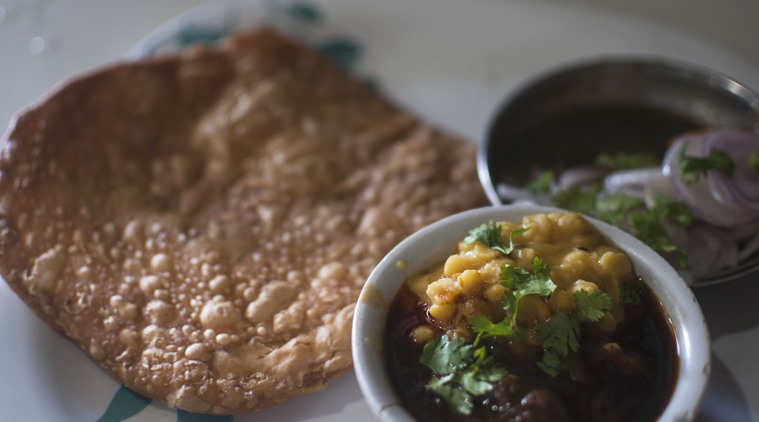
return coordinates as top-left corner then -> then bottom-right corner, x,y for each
0,29 -> 485,414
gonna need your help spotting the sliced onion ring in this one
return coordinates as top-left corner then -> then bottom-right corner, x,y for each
702,130 -> 759,210
662,130 -> 759,227
603,167 -> 662,200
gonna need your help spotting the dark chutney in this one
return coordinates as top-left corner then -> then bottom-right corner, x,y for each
384,280 -> 679,422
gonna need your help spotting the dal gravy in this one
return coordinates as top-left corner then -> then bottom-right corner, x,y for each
384,212 -> 678,421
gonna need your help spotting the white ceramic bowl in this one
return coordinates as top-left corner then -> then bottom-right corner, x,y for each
352,204 -> 710,421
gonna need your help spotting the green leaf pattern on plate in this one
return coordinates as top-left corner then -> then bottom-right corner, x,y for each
315,37 -> 362,69
282,2 -> 323,24
151,0 -> 367,74
96,386 -> 151,422
263,0 -> 364,70
100,1 -> 368,419
97,385 -> 234,421
177,409 -> 234,422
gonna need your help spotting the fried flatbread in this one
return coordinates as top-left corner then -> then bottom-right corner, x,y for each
0,29 -> 485,414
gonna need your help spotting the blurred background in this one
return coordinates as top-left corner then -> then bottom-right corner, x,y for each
2,0 -> 759,131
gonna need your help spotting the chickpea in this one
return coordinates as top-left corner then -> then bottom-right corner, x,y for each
457,269 -> 482,294
426,278 -> 460,305
558,249 -> 591,285
479,258 -> 511,283
459,296 -> 489,322
515,247 -> 537,270
517,295 -> 552,325
522,213 -> 554,242
597,251 -> 632,280
484,283 -> 505,305
429,303 -> 456,321
443,254 -> 470,277
548,288 -> 576,313
571,279 -> 599,295
411,325 -> 435,344
555,212 -> 591,237
591,311 -> 617,334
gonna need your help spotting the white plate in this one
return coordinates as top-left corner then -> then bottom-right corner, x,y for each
3,0 -> 759,421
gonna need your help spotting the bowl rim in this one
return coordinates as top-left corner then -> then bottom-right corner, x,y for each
352,204 -> 711,422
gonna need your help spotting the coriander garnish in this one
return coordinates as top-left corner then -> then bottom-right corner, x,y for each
535,311 -> 580,377
595,151 -> 657,170
534,290 -> 611,376
420,335 -> 508,415
465,221 -> 529,256
677,142 -> 736,184
750,151 -> 759,174
525,170 -> 554,195
472,257 -> 556,344
574,289 -> 613,321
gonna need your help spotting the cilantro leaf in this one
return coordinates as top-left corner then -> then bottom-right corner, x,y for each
465,220 -> 507,254
420,335 -> 471,374
594,193 -> 644,225
525,171 -> 554,195
499,259 -> 556,320
427,359 -> 508,415
482,259 -> 558,369
501,258 -> 557,296
527,257 -> 556,296
427,375 -> 474,415
504,226 -> 530,255
620,280 -> 642,305
465,220 -> 503,249
465,221 -> 528,256
536,350 -> 561,377
500,264 -> 533,289
471,315 -> 514,341
459,349 -> 508,393
457,370 -> 499,396
628,209 -> 689,269
573,290 -> 612,321
535,312 -> 580,376
649,195 -> 693,227
420,335 -> 508,415
551,185 -> 601,216
596,151 -> 658,170
501,288 -> 519,316
678,143 -> 736,184
537,311 -> 580,357
750,151 -> 759,174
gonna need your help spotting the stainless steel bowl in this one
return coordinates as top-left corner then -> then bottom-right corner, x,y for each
478,56 -> 759,286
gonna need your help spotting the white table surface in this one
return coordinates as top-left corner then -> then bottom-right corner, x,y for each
1,1 -> 758,421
